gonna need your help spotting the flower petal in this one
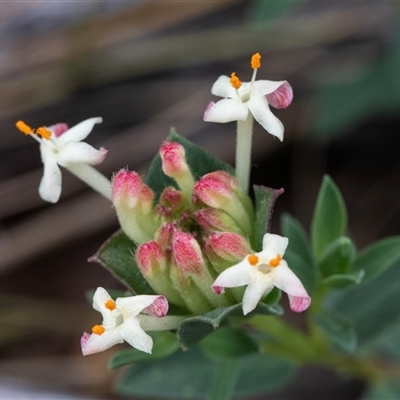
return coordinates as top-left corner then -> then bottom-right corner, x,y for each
92,287 -> 115,325
203,99 -> 248,123
38,144 -> 62,203
142,296 -> 169,317
252,80 -> 288,97
57,117 -> 102,146
117,294 -> 166,318
57,142 -> 107,167
120,318 -> 153,354
247,96 -> 284,140
81,329 -> 123,356
211,75 -> 237,98
212,259 -> 254,290
265,81 -> 293,109
261,233 -> 288,259
242,279 -> 274,315
271,260 -> 311,312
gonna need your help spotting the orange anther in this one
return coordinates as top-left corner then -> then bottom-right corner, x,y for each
16,120 -> 33,135
105,299 -> 116,311
248,254 -> 259,266
230,72 -> 242,89
269,254 -> 282,267
251,53 -> 261,69
35,126 -> 52,140
92,324 -> 105,335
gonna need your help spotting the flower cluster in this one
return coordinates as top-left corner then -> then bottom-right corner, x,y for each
112,141 -> 254,315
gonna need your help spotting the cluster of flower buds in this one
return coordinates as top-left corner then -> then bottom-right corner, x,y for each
112,141 -> 254,314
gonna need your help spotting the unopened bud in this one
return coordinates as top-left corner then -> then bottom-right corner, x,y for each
194,208 -> 243,234
160,142 -> 194,199
172,230 -> 205,274
204,232 -> 250,272
154,222 -> 176,252
112,169 -> 142,209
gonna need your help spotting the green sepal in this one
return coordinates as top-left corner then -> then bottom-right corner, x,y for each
116,345 -> 297,400
177,302 -> 283,348
311,175 -> 347,258
252,185 -> 284,250
146,128 -> 234,199
314,310 -> 357,353
318,236 -> 355,278
200,327 -> 259,360
352,236 -> 400,284
89,230 -> 155,295
320,270 -> 364,290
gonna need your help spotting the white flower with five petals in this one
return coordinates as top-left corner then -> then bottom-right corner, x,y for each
16,117 -> 109,203
203,54 -> 293,141
212,233 -> 311,315
81,287 -> 169,355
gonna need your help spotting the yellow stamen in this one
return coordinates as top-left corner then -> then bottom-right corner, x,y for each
105,299 -> 116,311
248,254 -> 259,266
16,120 -> 33,135
35,126 -> 52,140
251,52 -> 261,70
230,72 -> 242,89
92,324 -> 105,335
269,254 -> 282,268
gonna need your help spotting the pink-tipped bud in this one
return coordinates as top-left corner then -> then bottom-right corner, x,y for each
49,122 -> 69,137
142,295 -> 169,317
193,171 -> 237,208
194,208 -> 242,234
204,232 -> 250,263
266,81 -> 293,109
136,241 -> 167,278
138,183 -> 155,215
172,230 -> 205,274
160,187 -> 184,211
112,170 -> 142,209
160,141 -> 190,179
154,222 -> 177,251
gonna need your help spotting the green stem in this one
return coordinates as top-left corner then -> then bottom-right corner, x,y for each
235,115 -> 254,193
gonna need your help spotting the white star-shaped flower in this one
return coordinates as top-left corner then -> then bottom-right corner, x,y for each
81,287 -> 169,355
16,118 -> 107,203
203,53 -> 293,141
212,233 -> 310,315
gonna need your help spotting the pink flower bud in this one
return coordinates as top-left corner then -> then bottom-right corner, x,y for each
192,171 -> 236,208
136,241 -> 167,278
172,230 -> 205,274
194,208 -> 242,234
204,232 -> 250,263
160,187 -> 184,211
112,169 -> 142,209
266,81 -> 293,109
160,141 -> 190,179
154,222 -> 177,251
142,295 -> 169,317
138,183 -> 155,215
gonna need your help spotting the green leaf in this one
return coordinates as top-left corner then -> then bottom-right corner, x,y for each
116,345 -> 297,399
320,270 -> 364,290
281,213 -> 314,267
318,236 -> 355,278
311,175 -> 347,258
206,360 -> 240,400
362,380 -> 400,400
177,302 -> 282,348
253,185 -> 284,250
89,230 -> 155,295
314,310 -> 357,353
146,128 -> 234,199
331,260 -> 400,345
201,327 -> 259,360
109,332 -> 180,369
352,236 -> 400,284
